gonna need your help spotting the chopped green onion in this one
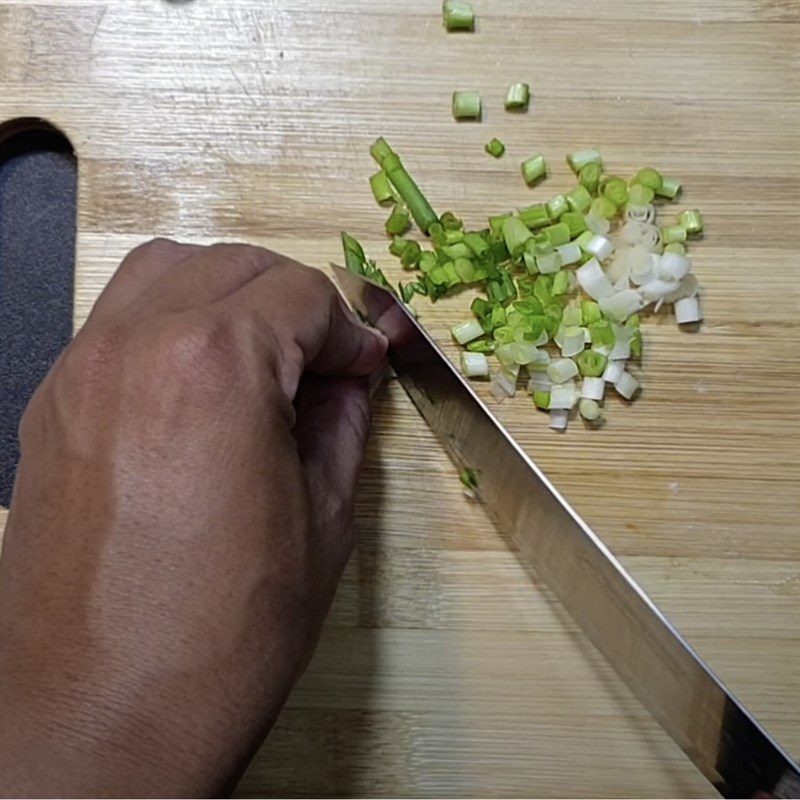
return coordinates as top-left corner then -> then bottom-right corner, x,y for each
602,177 -> 628,207
443,0 -> 475,31
576,258 -> 615,299
463,231 -> 490,256
521,153 -> 547,186
591,196 -> 617,220
628,184 -> 655,206
552,269 -> 569,296
576,349 -> 608,377
533,390 -> 551,410
547,357 -> 579,384
389,237 -> 409,257
440,211 -> 463,231
632,167 -> 663,192
467,338 -> 496,353
341,231 -> 367,274
372,140 -> 439,233
581,376 -> 605,400
502,216 -> 534,257
566,185 -> 592,214
679,209 -> 704,234
489,214 -> 511,240
453,90 -> 482,120
385,205 -> 411,236
588,319 -> 616,347
579,162 -> 602,195
561,211 -> 587,238
399,282 -> 416,303
370,171 -> 395,205
655,176 -> 682,199
661,225 -> 687,244
675,296 -> 702,325
614,371 -> 640,400
547,194 -> 568,219
567,148 -> 602,174
442,242 -> 473,260
453,256 -> 476,282
419,250 -> 437,272
401,240 -> 422,268
519,204 -> 550,229
579,398 -> 603,422
574,229 -> 594,251
557,243 -> 582,265
581,300 -> 602,325
485,137 -> 506,158
459,467 -> 479,490
505,82 -> 531,111
461,351 -> 489,377
664,242 -> 685,255
542,222 -> 570,247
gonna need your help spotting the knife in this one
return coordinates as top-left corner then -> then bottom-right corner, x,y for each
332,264 -> 800,799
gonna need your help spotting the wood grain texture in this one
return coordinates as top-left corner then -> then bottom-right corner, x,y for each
1,1 -> 798,796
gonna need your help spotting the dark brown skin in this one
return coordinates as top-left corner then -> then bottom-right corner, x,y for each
0,240 -> 388,798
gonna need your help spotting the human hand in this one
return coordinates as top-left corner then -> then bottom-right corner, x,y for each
0,239 -> 387,797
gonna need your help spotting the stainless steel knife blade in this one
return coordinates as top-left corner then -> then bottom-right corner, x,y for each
332,264 -> 800,799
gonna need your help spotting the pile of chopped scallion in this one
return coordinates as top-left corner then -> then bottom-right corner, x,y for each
343,140 -> 704,431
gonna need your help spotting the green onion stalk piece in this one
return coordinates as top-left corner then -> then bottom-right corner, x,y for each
661,225 -> 687,244
521,153 -> 547,186
443,0 -> 475,31
533,390 -> 551,410
567,148 -> 602,174
547,194 -> 568,219
459,467 -> 479,490
452,318 -> 485,345
602,177 -> 629,207
680,208 -> 704,234
628,184 -> 655,206
453,90 -> 482,120
632,167 -> 663,192
505,82 -> 531,110
502,216 -> 534,257
370,171 -> 395,205
579,162 -> 602,195
655,176 -> 682,199
385,205 -> 411,236
542,221 -> 570,246
370,139 -> 439,234
485,137 -> 505,158
518,203 -> 550,229
591,195 -> 617,220
566,185 -> 592,213
576,349 -> 608,377
561,211 -> 587,237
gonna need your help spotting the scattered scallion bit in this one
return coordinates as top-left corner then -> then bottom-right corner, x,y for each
385,205 -> 410,236
485,137 -> 506,158
567,148 -> 602,174
521,153 -> 547,186
656,176 -> 682,199
505,82 -> 531,111
452,90 -> 482,120
459,467 -> 479,490
680,208 -> 703,234
443,0 -> 475,32
370,171 -> 395,205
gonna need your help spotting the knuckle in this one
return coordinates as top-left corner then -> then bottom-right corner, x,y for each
206,243 -> 274,282
152,314 -> 241,388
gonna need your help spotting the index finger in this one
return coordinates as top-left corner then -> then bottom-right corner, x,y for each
218,259 -> 388,399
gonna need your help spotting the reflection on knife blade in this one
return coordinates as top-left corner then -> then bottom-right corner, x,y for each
332,264 -> 800,800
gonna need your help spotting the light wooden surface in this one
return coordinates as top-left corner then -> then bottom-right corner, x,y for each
1,1 -> 798,796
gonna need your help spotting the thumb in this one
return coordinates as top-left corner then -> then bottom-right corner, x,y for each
293,375 -> 372,571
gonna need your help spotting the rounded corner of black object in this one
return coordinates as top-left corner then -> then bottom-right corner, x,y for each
0,118 -> 77,508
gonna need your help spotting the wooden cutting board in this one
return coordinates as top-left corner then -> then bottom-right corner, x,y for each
1,1 -> 798,796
